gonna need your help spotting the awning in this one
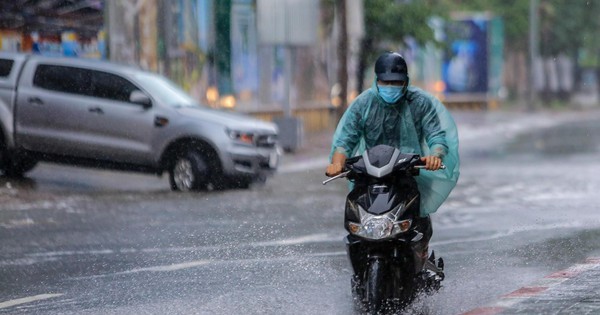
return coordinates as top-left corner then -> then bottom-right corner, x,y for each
0,0 -> 104,38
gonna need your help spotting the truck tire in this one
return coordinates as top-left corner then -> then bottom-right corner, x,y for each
0,141 -> 7,174
3,157 -> 38,178
169,149 -> 210,191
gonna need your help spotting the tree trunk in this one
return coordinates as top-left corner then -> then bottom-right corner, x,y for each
357,37 -> 373,94
336,0 -> 348,121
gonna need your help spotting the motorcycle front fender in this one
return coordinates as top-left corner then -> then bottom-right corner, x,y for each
345,235 -> 415,278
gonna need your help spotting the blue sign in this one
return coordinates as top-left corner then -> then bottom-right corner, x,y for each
443,18 -> 489,93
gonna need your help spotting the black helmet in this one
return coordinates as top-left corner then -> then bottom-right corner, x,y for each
375,52 -> 409,82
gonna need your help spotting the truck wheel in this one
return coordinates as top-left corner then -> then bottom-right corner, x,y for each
169,150 -> 209,191
0,144 -> 7,175
3,157 -> 38,178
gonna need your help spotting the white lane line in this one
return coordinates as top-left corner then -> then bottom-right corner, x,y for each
0,294 -> 63,309
12,220 -> 595,267
117,260 -> 212,274
117,251 -> 346,274
28,249 -> 114,257
72,251 -> 348,281
432,220 -> 593,246
251,233 -> 340,247
20,233 -> 344,262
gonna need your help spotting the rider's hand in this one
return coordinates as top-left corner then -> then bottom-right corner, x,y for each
326,163 -> 344,177
420,156 -> 442,170
326,151 -> 347,177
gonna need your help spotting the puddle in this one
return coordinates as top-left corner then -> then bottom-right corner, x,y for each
504,119 -> 600,156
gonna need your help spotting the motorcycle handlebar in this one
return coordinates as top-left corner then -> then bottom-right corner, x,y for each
322,170 -> 351,185
415,164 -> 446,170
322,164 -> 446,185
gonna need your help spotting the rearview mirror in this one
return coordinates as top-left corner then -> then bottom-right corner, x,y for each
130,90 -> 152,108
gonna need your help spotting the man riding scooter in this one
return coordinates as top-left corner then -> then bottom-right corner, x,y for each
326,51 -> 460,267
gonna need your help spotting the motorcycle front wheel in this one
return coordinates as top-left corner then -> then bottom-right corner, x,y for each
365,259 -> 387,314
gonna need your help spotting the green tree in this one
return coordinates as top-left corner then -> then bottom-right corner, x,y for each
357,0 -> 449,92
538,1 -> 600,58
344,0 -> 599,101
438,0 -> 530,51
448,1 -> 600,86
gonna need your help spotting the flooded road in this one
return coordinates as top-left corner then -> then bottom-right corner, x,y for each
2,111 -> 600,314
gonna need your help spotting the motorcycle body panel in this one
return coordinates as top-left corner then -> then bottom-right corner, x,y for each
341,144 -> 443,312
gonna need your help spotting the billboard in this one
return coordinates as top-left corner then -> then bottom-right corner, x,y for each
231,0 -> 259,96
442,14 -> 503,96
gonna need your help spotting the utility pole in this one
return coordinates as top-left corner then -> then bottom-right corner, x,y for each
336,0 -> 348,120
528,0 -> 539,111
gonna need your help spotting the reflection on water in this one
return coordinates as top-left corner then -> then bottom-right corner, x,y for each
0,175 -> 37,190
0,175 -> 39,206
505,120 -> 600,155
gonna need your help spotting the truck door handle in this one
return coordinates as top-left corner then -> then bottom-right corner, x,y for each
88,107 -> 104,114
28,97 -> 44,105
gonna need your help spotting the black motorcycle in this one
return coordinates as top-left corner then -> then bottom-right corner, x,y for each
323,144 -> 445,314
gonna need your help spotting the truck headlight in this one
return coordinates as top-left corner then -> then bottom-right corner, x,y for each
226,129 -> 254,145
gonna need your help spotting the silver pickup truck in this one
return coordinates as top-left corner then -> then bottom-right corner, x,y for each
0,52 -> 280,190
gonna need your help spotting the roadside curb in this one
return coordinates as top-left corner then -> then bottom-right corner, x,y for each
461,257 -> 600,315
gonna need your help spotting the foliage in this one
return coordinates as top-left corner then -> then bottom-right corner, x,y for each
361,0 -> 448,68
356,0 -> 450,90
539,0 -> 600,59
357,0 -> 533,88
407,1 -> 598,57
437,0 -> 530,50
354,0 -> 600,88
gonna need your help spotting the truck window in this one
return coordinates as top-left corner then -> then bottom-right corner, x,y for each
33,64 -> 92,96
91,70 -> 139,102
0,59 -> 14,78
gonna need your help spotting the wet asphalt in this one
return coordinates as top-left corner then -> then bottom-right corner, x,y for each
1,109 -> 600,314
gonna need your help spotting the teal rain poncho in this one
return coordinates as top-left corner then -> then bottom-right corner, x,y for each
330,82 -> 460,217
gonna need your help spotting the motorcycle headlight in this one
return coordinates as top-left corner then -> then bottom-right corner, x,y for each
392,219 -> 412,234
348,208 -> 412,240
363,216 -> 394,239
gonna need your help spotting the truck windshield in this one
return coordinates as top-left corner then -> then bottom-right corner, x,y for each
133,72 -> 207,108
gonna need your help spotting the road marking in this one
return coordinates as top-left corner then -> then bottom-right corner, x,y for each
20,233 -> 344,262
28,249 -> 114,257
118,260 -> 212,274
72,250 -> 347,280
118,251 -> 346,274
431,220 -> 594,246
0,294 -> 63,309
251,233 -> 339,247
461,257 -> 600,315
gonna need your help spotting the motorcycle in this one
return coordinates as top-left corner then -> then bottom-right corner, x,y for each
323,144 -> 445,314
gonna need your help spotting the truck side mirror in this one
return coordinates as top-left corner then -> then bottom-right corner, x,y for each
130,90 -> 152,108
